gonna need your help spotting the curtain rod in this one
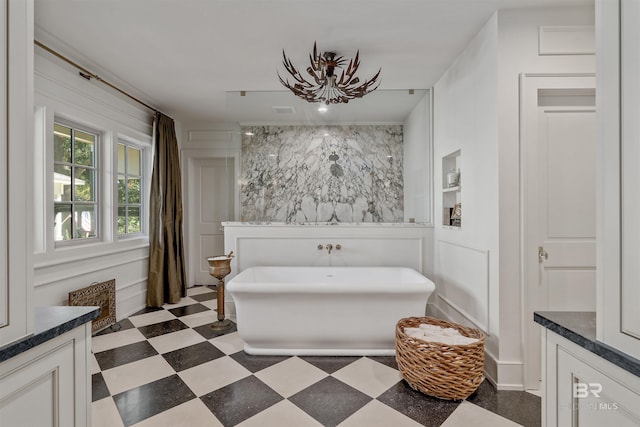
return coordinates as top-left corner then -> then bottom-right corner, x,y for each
34,40 -> 162,116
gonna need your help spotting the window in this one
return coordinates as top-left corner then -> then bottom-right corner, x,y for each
117,142 -> 143,235
53,122 -> 98,241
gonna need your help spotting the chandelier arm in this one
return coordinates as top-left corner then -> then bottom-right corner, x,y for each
278,43 -> 381,104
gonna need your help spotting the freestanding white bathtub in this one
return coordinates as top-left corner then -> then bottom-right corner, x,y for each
226,266 -> 435,356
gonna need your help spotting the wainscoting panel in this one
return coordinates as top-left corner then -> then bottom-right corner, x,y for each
224,223 -> 431,281
538,26 -> 595,56
437,240 -> 489,332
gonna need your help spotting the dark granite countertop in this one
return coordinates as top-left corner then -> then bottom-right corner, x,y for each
534,311 -> 640,378
0,306 -> 100,363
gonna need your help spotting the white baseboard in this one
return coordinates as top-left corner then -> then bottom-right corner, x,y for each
429,300 -> 524,390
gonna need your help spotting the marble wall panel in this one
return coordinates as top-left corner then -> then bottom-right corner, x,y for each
240,125 -> 404,223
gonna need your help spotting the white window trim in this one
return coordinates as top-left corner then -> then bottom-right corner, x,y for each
116,138 -> 147,239
52,117 -> 102,248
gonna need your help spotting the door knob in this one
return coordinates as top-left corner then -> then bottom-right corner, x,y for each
538,246 -> 548,263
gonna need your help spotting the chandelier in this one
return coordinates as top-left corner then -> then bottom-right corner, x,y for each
278,42 -> 381,105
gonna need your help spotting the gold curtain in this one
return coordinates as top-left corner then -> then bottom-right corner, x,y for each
146,113 -> 186,307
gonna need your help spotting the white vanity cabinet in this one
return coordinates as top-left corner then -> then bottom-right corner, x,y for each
0,2 -> 98,426
0,308 -> 97,427
537,312 -> 640,427
537,2 -> 640,425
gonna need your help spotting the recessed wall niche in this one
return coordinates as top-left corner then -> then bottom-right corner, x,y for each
240,125 -> 404,223
442,150 -> 461,227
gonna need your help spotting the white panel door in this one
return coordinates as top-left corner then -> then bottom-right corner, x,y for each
537,108 -> 596,306
192,158 -> 234,285
522,75 -> 597,391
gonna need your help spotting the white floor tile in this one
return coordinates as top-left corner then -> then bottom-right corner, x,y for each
237,399 -> 323,427
179,355 -> 251,396
338,400 -> 422,427
209,331 -> 245,354
101,355 -> 175,395
332,357 -> 402,398
162,296 -> 198,309
440,402 -> 522,427
147,328 -> 206,354
92,328 -> 147,353
92,397 -> 125,427
201,299 -> 218,310
187,286 -> 215,296
91,352 -> 101,374
254,357 -> 328,398
180,310 -> 219,328
128,309 -> 176,328
130,398 -> 224,427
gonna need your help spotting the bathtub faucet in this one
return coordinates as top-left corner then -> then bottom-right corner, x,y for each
318,243 -> 341,254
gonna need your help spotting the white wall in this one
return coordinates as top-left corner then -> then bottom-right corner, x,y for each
403,91 -> 432,225
33,51 -> 154,319
432,6 -> 595,389
433,10 -> 500,368
496,6 -> 595,387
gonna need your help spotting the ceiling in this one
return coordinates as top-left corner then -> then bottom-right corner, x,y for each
34,0 -> 592,125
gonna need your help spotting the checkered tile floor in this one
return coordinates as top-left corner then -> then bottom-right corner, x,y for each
91,286 -> 540,427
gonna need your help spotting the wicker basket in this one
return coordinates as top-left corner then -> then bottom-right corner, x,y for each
395,316 -> 485,400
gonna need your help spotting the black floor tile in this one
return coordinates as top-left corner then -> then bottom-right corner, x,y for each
162,341 -> 225,372
229,351 -> 289,373
190,292 -> 217,302
299,355 -> 361,374
92,372 -> 110,402
94,340 -> 158,371
200,375 -> 283,426
193,321 -> 237,339
377,380 -> 460,426
289,376 -> 372,427
113,374 -> 196,427
137,319 -> 189,339
94,318 -> 136,336
466,380 -> 541,427
167,303 -> 210,317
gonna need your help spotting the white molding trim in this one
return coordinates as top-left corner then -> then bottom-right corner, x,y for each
429,301 -> 522,390
538,26 -> 595,56
34,247 -> 149,287
519,72 -> 596,391
436,240 -> 490,332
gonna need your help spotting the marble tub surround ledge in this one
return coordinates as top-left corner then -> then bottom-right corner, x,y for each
223,221 -> 432,227
0,305 -> 100,362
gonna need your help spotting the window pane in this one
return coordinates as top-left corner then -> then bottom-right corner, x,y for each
74,204 -> 97,238
74,130 -> 95,166
74,167 -> 95,202
127,206 -> 141,233
127,178 -> 140,203
117,206 -> 126,235
53,164 -> 72,201
127,146 -> 141,176
54,123 -> 71,163
54,203 -> 72,241
118,175 -> 126,204
118,144 -> 126,174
